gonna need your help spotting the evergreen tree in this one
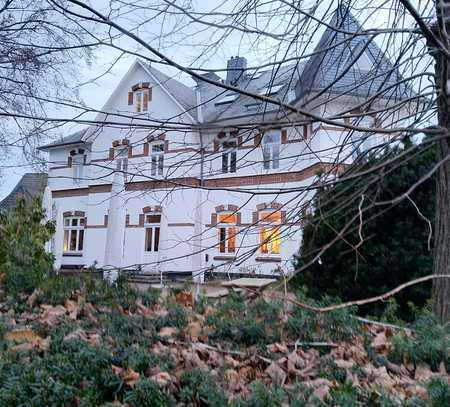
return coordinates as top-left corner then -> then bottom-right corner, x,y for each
293,140 -> 435,320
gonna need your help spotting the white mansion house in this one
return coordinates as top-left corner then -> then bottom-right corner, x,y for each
39,8 -> 414,279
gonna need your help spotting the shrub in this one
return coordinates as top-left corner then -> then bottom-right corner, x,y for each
286,294 -> 359,342
388,310 -> 449,371
179,368 -> 227,406
426,377 -> 450,407
124,379 -> 175,407
0,197 -> 55,295
244,381 -> 286,407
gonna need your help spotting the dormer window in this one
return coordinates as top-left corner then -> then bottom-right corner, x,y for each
128,82 -> 152,113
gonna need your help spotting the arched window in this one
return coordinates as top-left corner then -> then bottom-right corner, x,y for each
217,212 -> 237,253
259,210 -> 281,254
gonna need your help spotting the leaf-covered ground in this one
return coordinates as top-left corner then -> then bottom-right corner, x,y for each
0,275 -> 448,406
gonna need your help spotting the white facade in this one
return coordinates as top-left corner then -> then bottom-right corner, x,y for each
41,58 -> 403,278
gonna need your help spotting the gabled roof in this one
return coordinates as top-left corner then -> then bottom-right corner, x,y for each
295,5 -> 413,103
142,63 -> 197,120
38,129 -> 88,151
0,173 -> 48,211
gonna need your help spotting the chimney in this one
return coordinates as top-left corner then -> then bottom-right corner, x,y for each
226,56 -> 247,85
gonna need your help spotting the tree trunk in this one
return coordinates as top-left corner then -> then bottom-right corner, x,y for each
431,0 -> 450,323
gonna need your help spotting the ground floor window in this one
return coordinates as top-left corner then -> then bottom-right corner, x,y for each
217,213 -> 237,253
63,216 -> 85,253
145,214 -> 161,252
259,211 -> 281,254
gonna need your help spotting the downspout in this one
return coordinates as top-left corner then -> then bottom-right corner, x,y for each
193,83 -> 205,299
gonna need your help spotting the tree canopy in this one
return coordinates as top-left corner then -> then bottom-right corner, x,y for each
293,139 -> 436,319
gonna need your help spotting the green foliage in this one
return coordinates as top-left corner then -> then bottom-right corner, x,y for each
124,379 -> 175,407
179,368 -> 228,406
243,381 -> 285,407
329,381 -> 360,406
286,294 -> 360,342
293,141 -> 435,320
426,377 -> 450,407
206,294 -> 282,346
0,196 -> 55,295
388,309 -> 449,371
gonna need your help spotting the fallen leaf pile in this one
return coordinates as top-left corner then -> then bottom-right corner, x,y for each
0,286 -> 448,406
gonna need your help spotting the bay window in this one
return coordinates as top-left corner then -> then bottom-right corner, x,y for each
217,213 -> 237,253
63,216 -> 85,254
259,210 -> 281,254
144,214 -> 161,252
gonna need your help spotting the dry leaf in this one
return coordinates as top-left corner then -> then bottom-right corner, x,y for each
65,299 -> 78,320
151,372 -> 171,387
334,359 -> 354,369
175,291 -> 193,307
266,362 -> 287,385
123,368 -> 140,387
26,289 -> 41,308
267,343 -> 288,353
39,305 -> 67,325
185,321 -> 202,340
158,327 -> 177,337
5,328 -> 40,343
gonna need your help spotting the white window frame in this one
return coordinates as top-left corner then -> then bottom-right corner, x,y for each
144,213 -> 161,253
63,216 -> 85,254
221,138 -> 237,173
150,143 -> 164,176
262,130 -> 280,169
115,147 -> 128,180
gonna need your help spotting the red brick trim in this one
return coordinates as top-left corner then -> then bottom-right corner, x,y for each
125,214 -> 130,226
256,202 -> 282,211
143,143 -> 149,156
142,205 -> 162,214
138,214 -> 145,227
255,257 -> 282,263
68,156 -> 73,167
52,163 -> 335,198
143,206 -> 152,213
108,148 -> 114,160
213,256 -> 236,261
63,211 -> 85,217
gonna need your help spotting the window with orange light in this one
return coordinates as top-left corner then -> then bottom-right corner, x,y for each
259,210 -> 281,254
217,213 -> 237,253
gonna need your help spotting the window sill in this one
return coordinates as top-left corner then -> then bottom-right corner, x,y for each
63,253 -> 83,257
255,256 -> 281,263
213,255 -> 236,262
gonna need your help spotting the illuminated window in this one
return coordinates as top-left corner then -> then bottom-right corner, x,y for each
259,210 -> 281,254
217,213 -> 237,253
144,214 -> 161,252
151,143 -> 164,176
262,130 -> 280,169
63,216 -> 85,253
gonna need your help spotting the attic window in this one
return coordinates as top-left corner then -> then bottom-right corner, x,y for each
259,84 -> 284,96
128,83 -> 152,112
215,93 -> 238,105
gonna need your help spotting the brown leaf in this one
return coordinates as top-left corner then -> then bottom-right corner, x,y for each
175,291 -> 193,307
151,372 -> 172,387
224,369 -> 241,391
266,362 -> 287,385
26,289 -> 41,308
83,303 -> 98,323
5,328 -> 40,343
65,299 -> 78,320
185,321 -> 202,340
267,343 -> 288,354
334,359 -> 354,369
158,327 -> 177,337
123,368 -> 140,387
313,384 -> 331,402
414,365 -> 434,381
39,305 -> 67,325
